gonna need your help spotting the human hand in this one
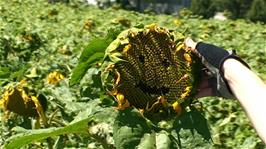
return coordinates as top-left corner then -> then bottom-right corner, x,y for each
184,37 -> 197,52
184,37 -> 236,99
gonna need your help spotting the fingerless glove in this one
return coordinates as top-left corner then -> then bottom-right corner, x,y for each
196,42 -> 250,98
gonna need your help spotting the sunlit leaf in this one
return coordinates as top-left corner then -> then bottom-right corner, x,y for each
70,52 -> 104,86
137,133 -> 156,149
69,29 -> 120,86
1,0 -> 266,148
155,131 -> 172,149
4,116 -> 93,149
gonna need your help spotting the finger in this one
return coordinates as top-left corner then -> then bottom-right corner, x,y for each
195,87 -> 214,98
185,46 -> 192,52
194,69 -> 219,98
195,75 -> 215,98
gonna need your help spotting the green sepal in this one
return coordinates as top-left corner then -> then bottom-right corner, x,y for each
100,61 -> 115,92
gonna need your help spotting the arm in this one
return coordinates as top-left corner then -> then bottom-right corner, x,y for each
223,59 -> 266,143
184,37 -> 266,143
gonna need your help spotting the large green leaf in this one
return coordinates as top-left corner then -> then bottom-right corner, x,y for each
113,109 -> 174,149
136,131 -> 173,149
70,29 -> 121,86
155,131 -> 172,149
173,110 -> 212,148
174,110 -> 211,141
113,109 -> 152,149
137,133 -> 156,149
69,52 -> 105,86
4,116 -> 93,149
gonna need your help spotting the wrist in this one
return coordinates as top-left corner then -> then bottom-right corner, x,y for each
223,58 -> 240,80
222,55 -> 250,79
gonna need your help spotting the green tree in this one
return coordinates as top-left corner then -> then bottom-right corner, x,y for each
190,0 -> 252,19
190,0 -> 215,18
212,0 -> 252,19
247,0 -> 266,22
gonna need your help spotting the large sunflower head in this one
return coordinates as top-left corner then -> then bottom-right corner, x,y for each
101,24 -> 200,116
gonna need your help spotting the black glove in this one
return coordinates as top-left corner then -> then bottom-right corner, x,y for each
195,42 -> 250,99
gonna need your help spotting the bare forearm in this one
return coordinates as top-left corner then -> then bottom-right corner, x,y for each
223,59 -> 266,143
185,38 -> 266,143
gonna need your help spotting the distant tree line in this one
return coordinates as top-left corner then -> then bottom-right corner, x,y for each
105,0 -> 266,22
48,0 -> 69,3
108,0 -> 266,23
47,0 -> 266,23
190,0 -> 266,23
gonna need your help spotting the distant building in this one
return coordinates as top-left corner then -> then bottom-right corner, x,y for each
214,12 -> 227,21
86,0 -> 98,5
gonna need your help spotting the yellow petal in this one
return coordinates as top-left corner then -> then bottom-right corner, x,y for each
114,70 -> 121,86
19,79 -> 28,86
173,19 -> 182,27
21,89 -> 30,103
185,86 -> 192,92
172,101 -> 182,115
176,43 -> 184,52
184,53 -> 192,63
123,44 -> 131,53
116,93 -> 124,102
0,99 -> 3,108
139,109 -> 145,114
31,96 -> 47,125
116,93 -> 130,110
145,23 -> 157,31
46,71 -> 65,85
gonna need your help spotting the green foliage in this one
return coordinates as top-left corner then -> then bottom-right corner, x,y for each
247,0 -> 266,22
70,29 -> 121,86
113,109 -> 152,148
212,0 -> 252,19
0,0 -> 266,148
190,0 -> 266,22
113,109 -> 212,149
174,110 -> 211,141
4,116 -> 93,149
190,0 -> 215,18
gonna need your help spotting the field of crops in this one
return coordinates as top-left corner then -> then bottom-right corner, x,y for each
0,0 -> 266,148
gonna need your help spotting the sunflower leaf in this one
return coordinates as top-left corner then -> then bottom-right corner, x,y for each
113,109 -> 152,149
137,133 -> 156,149
70,52 -> 105,86
70,29 -> 120,86
4,116 -> 93,149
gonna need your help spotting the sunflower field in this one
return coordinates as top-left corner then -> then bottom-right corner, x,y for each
0,0 -> 266,148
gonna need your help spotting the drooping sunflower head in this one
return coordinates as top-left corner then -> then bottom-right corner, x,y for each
101,24 -> 200,116
0,81 -> 47,122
